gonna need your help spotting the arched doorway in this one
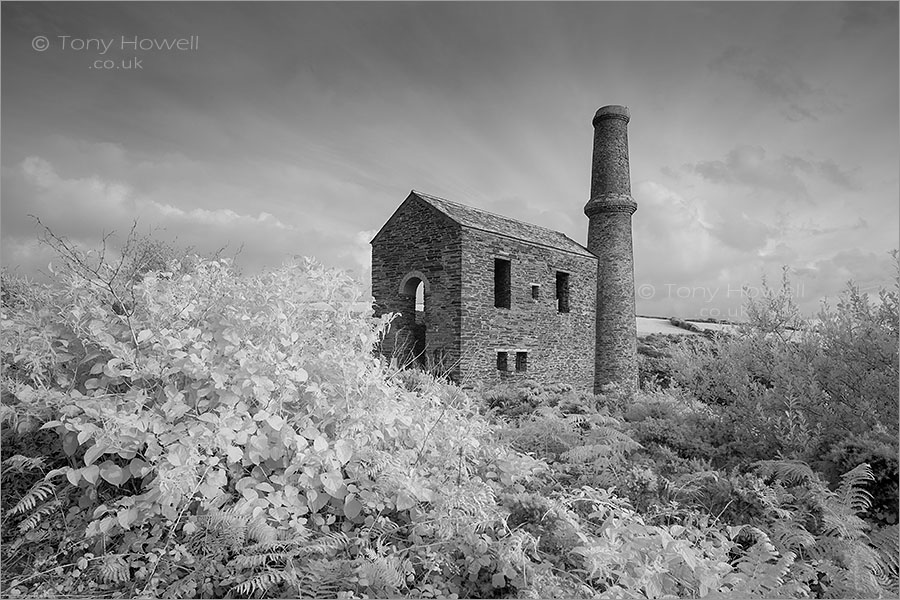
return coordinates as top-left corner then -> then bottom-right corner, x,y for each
399,272 -> 429,368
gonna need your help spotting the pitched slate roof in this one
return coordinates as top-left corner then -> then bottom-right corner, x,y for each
411,190 -> 595,258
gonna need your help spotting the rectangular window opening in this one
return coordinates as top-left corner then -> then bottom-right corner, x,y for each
515,351 -> 527,372
494,258 -> 511,308
496,351 -> 508,371
531,284 -> 540,300
556,271 -> 570,313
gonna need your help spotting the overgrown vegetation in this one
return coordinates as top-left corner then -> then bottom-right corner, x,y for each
1,228 -> 897,598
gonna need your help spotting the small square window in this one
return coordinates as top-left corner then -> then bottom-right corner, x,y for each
496,351 -> 508,371
531,284 -> 540,300
515,352 -> 527,372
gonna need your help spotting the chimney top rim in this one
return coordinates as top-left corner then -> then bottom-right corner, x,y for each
593,105 -> 630,124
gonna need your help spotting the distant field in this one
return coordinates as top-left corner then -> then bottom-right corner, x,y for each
636,316 -> 737,336
636,317 -> 696,336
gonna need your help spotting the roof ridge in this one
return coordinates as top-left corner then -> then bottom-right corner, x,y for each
411,189 -> 576,238
410,189 -> 593,258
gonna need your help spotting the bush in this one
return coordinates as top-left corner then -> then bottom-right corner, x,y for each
3,228 -> 897,598
638,333 -> 705,389
667,267 -> 899,524
1,255 -> 547,598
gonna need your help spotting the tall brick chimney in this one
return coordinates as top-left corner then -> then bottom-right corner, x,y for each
584,105 -> 638,395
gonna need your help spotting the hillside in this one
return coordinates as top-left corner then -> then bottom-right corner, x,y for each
1,252 -> 898,599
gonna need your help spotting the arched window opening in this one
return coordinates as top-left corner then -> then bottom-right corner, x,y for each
415,280 -> 425,324
399,272 -> 429,369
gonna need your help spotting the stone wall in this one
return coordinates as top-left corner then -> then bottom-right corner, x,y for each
373,192 -> 602,393
371,196 -> 463,379
458,228 -> 596,393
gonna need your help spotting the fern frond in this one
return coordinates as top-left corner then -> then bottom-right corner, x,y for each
586,413 -> 625,428
232,568 -> 298,597
206,505 -> 247,531
734,538 -> 779,576
819,549 -> 886,599
731,540 -> 796,596
772,466 -> 857,546
361,517 -> 400,541
430,484 -> 501,537
437,482 -> 497,520
870,525 -> 899,585
583,423 -> 633,442
808,534 -> 892,598
787,559 -> 817,589
1,454 -> 46,474
359,451 -> 407,480
229,547 -> 297,569
239,538 -> 304,554
232,558 -> 356,598
195,505 -> 307,559
670,469 -> 721,502
821,506 -> 870,539
17,499 -> 60,532
836,463 -> 874,514
358,555 -> 405,593
768,519 -> 816,554
844,541 -> 887,596
562,426 -> 640,463
752,459 -> 816,485
190,507 -> 247,556
231,532 -> 351,571
246,515 -> 280,544
295,558 -> 356,596
297,531 -> 351,556
97,554 -> 130,584
7,479 -> 56,516
732,525 -> 770,547
808,534 -> 851,562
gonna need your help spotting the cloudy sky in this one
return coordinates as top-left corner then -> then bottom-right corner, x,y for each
2,1 -> 898,318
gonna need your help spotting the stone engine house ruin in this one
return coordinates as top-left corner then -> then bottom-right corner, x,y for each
371,105 -> 638,394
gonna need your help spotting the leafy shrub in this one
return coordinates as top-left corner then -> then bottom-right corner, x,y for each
3,228 -> 897,598
668,267 -> 899,524
481,380 -> 601,421
638,335 -> 675,388
820,426 -> 900,526
1,254 -> 546,598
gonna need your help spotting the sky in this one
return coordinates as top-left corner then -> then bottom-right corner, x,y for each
2,1 -> 898,319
